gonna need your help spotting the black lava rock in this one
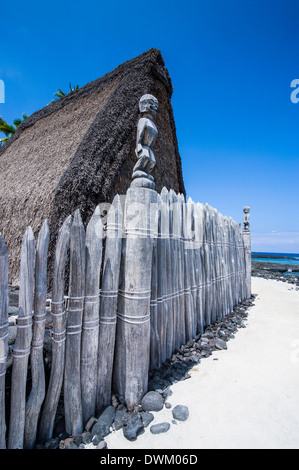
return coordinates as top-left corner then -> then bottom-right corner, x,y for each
150,422 -> 170,434
172,405 -> 189,421
91,405 -> 115,438
122,412 -> 144,441
141,391 -> 164,412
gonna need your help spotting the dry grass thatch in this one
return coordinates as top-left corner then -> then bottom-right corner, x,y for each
0,48 -> 185,286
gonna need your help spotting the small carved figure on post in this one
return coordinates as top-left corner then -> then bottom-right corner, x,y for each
243,206 -> 250,231
132,94 -> 158,189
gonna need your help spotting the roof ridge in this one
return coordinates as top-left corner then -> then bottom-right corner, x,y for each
0,49 -> 169,156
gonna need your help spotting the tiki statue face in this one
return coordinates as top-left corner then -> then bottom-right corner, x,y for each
139,94 -> 158,116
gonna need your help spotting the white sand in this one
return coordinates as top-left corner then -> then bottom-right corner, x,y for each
105,277 -> 299,450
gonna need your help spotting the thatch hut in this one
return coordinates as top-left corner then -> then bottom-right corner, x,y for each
0,48 -> 185,286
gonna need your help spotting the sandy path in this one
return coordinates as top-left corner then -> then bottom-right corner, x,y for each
105,277 -> 299,449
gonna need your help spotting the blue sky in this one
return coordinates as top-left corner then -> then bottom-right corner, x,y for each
1,0 -> 299,252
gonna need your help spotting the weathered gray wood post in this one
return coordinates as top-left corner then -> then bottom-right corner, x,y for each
0,234 -> 8,449
113,184 -> 157,409
163,189 -> 173,360
113,94 -> 158,410
64,209 -> 85,436
171,191 -> 181,349
194,203 -> 204,334
81,206 -> 103,424
150,233 -> 159,370
8,227 -> 35,449
203,204 -> 212,327
157,193 -> 167,365
224,216 -> 230,316
39,214 -> 72,444
177,193 -> 186,347
217,213 -> 226,320
190,200 -> 198,337
239,223 -> 247,301
168,189 -> 177,353
184,197 -> 195,340
96,195 -> 123,413
24,220 -> 50,449
210,207 -> 217,324
243,206 -> 251,299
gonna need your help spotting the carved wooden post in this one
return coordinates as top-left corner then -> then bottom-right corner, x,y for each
8,227 -> 35,449
243,206 -> 251,299
239,223 -> 247,301
96,195 -> 123,413
24,220 -> 50,449
113,185 -> 157,409
64,209 -> 85,436
81,206 -> 103,423
113,94 -> 158,409
39,215 -> 72,443
0,234 -> 8,449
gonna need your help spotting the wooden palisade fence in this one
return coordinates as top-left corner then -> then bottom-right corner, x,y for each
0,94 -> 251,448
0,187 -> 251,448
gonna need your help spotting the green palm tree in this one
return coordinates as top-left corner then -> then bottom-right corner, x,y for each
54,82 -> 79,100
13,113 -> 28,128
0,113 -> 27,144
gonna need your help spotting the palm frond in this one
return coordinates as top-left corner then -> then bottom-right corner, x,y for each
54,83 -> 80,100
0,117 -> 15,136
13,113 -> 27,128
54,88 -> 66,99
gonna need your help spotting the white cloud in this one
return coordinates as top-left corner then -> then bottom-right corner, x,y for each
251,231 -> 299,253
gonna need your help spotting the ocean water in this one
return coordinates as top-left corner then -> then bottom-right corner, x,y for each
252,251 -> 299,276
251,252 -> 299,266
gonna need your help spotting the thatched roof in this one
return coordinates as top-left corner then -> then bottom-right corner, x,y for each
0,48 -> 185,285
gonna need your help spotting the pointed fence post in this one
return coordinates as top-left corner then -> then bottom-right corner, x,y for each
39,215 -> 72,444
64,209 -> 85,436
8,227 -> 35,449
194,203 -> 204,334
113,185 -> 158,410
177,194 -> 186,347
160,188 -> 173,361
171,192 -> 181,350
81,206 -> 103,423
188,199 -> 197,337
243,206 -> 251,299
183,198 -> 194,341
168,189 -> 177,353
24,220 -> 50,449
149,233 -> 159,370
96,195 -> 123,413
0,234 -> 8,449
156,193 -> 167,365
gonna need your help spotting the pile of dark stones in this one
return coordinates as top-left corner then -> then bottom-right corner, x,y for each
252,261 -> 299,288
38,295 -> 255,450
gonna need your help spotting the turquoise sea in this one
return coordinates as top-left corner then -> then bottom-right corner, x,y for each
251,252 -> 299,266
